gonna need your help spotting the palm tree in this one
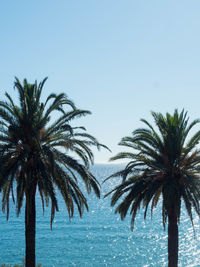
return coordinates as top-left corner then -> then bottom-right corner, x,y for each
104,110 -> 200,267
0,78 -> 108,267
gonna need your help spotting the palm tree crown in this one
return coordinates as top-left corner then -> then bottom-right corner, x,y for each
105,110 -> 200,267
0,77 -> 108,266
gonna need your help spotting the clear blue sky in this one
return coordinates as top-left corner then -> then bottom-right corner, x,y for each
1,0 -> 200,163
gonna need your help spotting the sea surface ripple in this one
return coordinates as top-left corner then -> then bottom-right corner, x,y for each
0,164 -> 200,266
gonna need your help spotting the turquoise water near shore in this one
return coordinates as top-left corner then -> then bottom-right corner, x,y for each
0,164 -> 200,266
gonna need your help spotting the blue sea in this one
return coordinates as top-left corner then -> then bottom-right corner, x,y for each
0,164 -> 200,267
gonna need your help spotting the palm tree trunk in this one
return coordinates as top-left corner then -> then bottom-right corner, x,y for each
25,189 -> 36,267
168,206 -> 178,267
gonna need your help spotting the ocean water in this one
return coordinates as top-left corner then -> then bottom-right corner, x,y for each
0,164 -> 200,267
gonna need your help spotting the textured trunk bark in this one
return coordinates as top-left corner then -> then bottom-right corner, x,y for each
168,206 -> 178,267
25,189 -> 36,267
